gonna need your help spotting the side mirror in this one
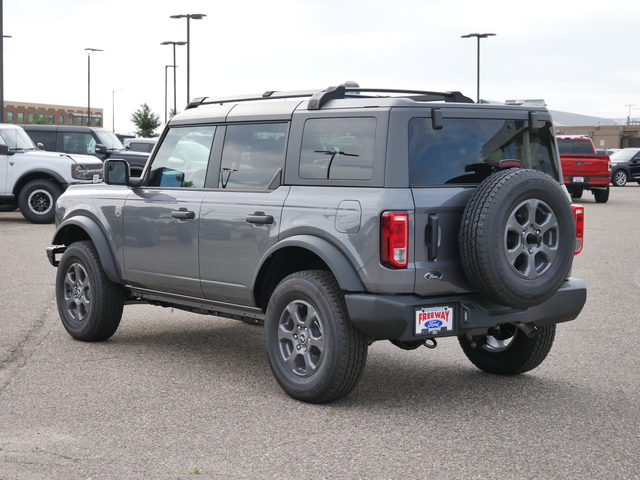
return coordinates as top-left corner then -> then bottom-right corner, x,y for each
104,159 -> 131,186
0,144 -> 8,154
95,143 -> 108,155
37,142 -> 44,150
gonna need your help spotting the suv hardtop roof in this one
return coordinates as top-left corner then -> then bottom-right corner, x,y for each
186,85 -> 475,111
22,125 -> 110,133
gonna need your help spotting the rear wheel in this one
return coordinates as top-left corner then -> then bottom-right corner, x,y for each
56,241 -> 124,341
459,324 -> 556,375
594,187 -> 609,203
264,270 -> 368,403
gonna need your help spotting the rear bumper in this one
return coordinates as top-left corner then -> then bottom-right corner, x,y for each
345,278 -> 586,341
564,177 -> 610,188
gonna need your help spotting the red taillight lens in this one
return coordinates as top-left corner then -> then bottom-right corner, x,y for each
381,211 -> 409,268
572,204 -> 584,255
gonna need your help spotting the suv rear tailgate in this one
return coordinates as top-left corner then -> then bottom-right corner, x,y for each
411,186 -> 474,296
561,154 -> 611,185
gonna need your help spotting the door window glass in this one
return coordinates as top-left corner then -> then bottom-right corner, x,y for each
27,131 -> 56,151
63,132 -> 96,154
218,123 -> 288,190
147,125 -> 216,188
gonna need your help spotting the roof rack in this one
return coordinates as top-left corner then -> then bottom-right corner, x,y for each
186,85 -> 474,110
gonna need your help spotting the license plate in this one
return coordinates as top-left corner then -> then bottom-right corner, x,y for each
415,306 -> 453,335
573,176 -> 584,183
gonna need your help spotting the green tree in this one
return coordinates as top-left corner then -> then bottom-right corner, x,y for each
27,110 -> 52,125
130,103 -> 161,138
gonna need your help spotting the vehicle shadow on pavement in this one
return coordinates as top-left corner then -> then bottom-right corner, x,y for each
65,312 -> 615,416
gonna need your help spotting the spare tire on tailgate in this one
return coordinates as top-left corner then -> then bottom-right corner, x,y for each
459,168 -> 575,308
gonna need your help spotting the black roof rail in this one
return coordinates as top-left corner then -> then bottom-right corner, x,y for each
184,85 -> 474,110
185,89 -> 321,109
344,88 -> 474,104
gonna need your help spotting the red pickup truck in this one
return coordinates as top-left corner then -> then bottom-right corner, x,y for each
557,135 -> 611,203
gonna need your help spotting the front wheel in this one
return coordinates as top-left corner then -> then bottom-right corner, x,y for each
458,324 -> 556,375
264,270 -> 368,403
56,241 -> 124,341
18,179 -> 63,224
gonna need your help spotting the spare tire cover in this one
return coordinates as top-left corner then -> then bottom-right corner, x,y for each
459,169 -> 575,308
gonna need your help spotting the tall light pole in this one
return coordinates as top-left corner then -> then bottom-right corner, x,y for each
624,104 -> 636,125
112,88 -> 122,131
85,48 -> 103,126
170,13 -> 206,104
461,33 -> 495,103
0,0 -> 10,124
161,41 -> 186,115
164,65 -> 175,123
0,34 -> 11,124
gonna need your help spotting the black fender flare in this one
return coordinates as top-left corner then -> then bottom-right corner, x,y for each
53,215 -> 122,284
14,169 -> 69,194
257,234 -> 365,292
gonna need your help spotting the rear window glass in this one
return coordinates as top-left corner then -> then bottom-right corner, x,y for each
408,118 -> 558,185
557,138 -> 594,155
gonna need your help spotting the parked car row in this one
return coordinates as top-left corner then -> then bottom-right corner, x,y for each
22,125 -> 150,177
0,122 -> 158,223
0,124 -> 103,223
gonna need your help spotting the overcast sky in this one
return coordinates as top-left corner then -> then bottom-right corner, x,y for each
4,0 -> 639,134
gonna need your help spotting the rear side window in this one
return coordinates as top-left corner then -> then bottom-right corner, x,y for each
408,118 -> 558,185
129,142 -> 155,153
218,123 -> 288,190
299,117 -> 375,180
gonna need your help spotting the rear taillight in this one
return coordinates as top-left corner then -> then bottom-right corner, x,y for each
381,211 -> 409,268
572,204 -> 584,255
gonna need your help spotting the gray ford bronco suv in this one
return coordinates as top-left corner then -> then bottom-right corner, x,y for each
46,85 -> 587,403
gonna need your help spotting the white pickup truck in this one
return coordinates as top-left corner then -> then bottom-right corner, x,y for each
0,124 -> 103,223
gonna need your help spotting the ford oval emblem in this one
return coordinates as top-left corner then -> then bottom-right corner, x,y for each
424,271 -> 443,281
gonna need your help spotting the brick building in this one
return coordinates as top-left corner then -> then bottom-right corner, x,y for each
3,101 -> 103,127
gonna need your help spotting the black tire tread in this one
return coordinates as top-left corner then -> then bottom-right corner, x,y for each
459,324 -> 556,375
459,169 -> 574,308
56,241 -> 124,342
265,270 -> 367,404
18,178 -> 62,224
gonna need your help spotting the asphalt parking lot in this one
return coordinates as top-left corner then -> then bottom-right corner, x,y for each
0,186 -> 638,480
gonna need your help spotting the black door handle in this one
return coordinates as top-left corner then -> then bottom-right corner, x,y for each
246,211 -> 274,225
171,208 -> 195,220
427,213 -> 438,261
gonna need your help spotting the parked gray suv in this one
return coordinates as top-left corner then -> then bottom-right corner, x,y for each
46,85 -> 587,403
